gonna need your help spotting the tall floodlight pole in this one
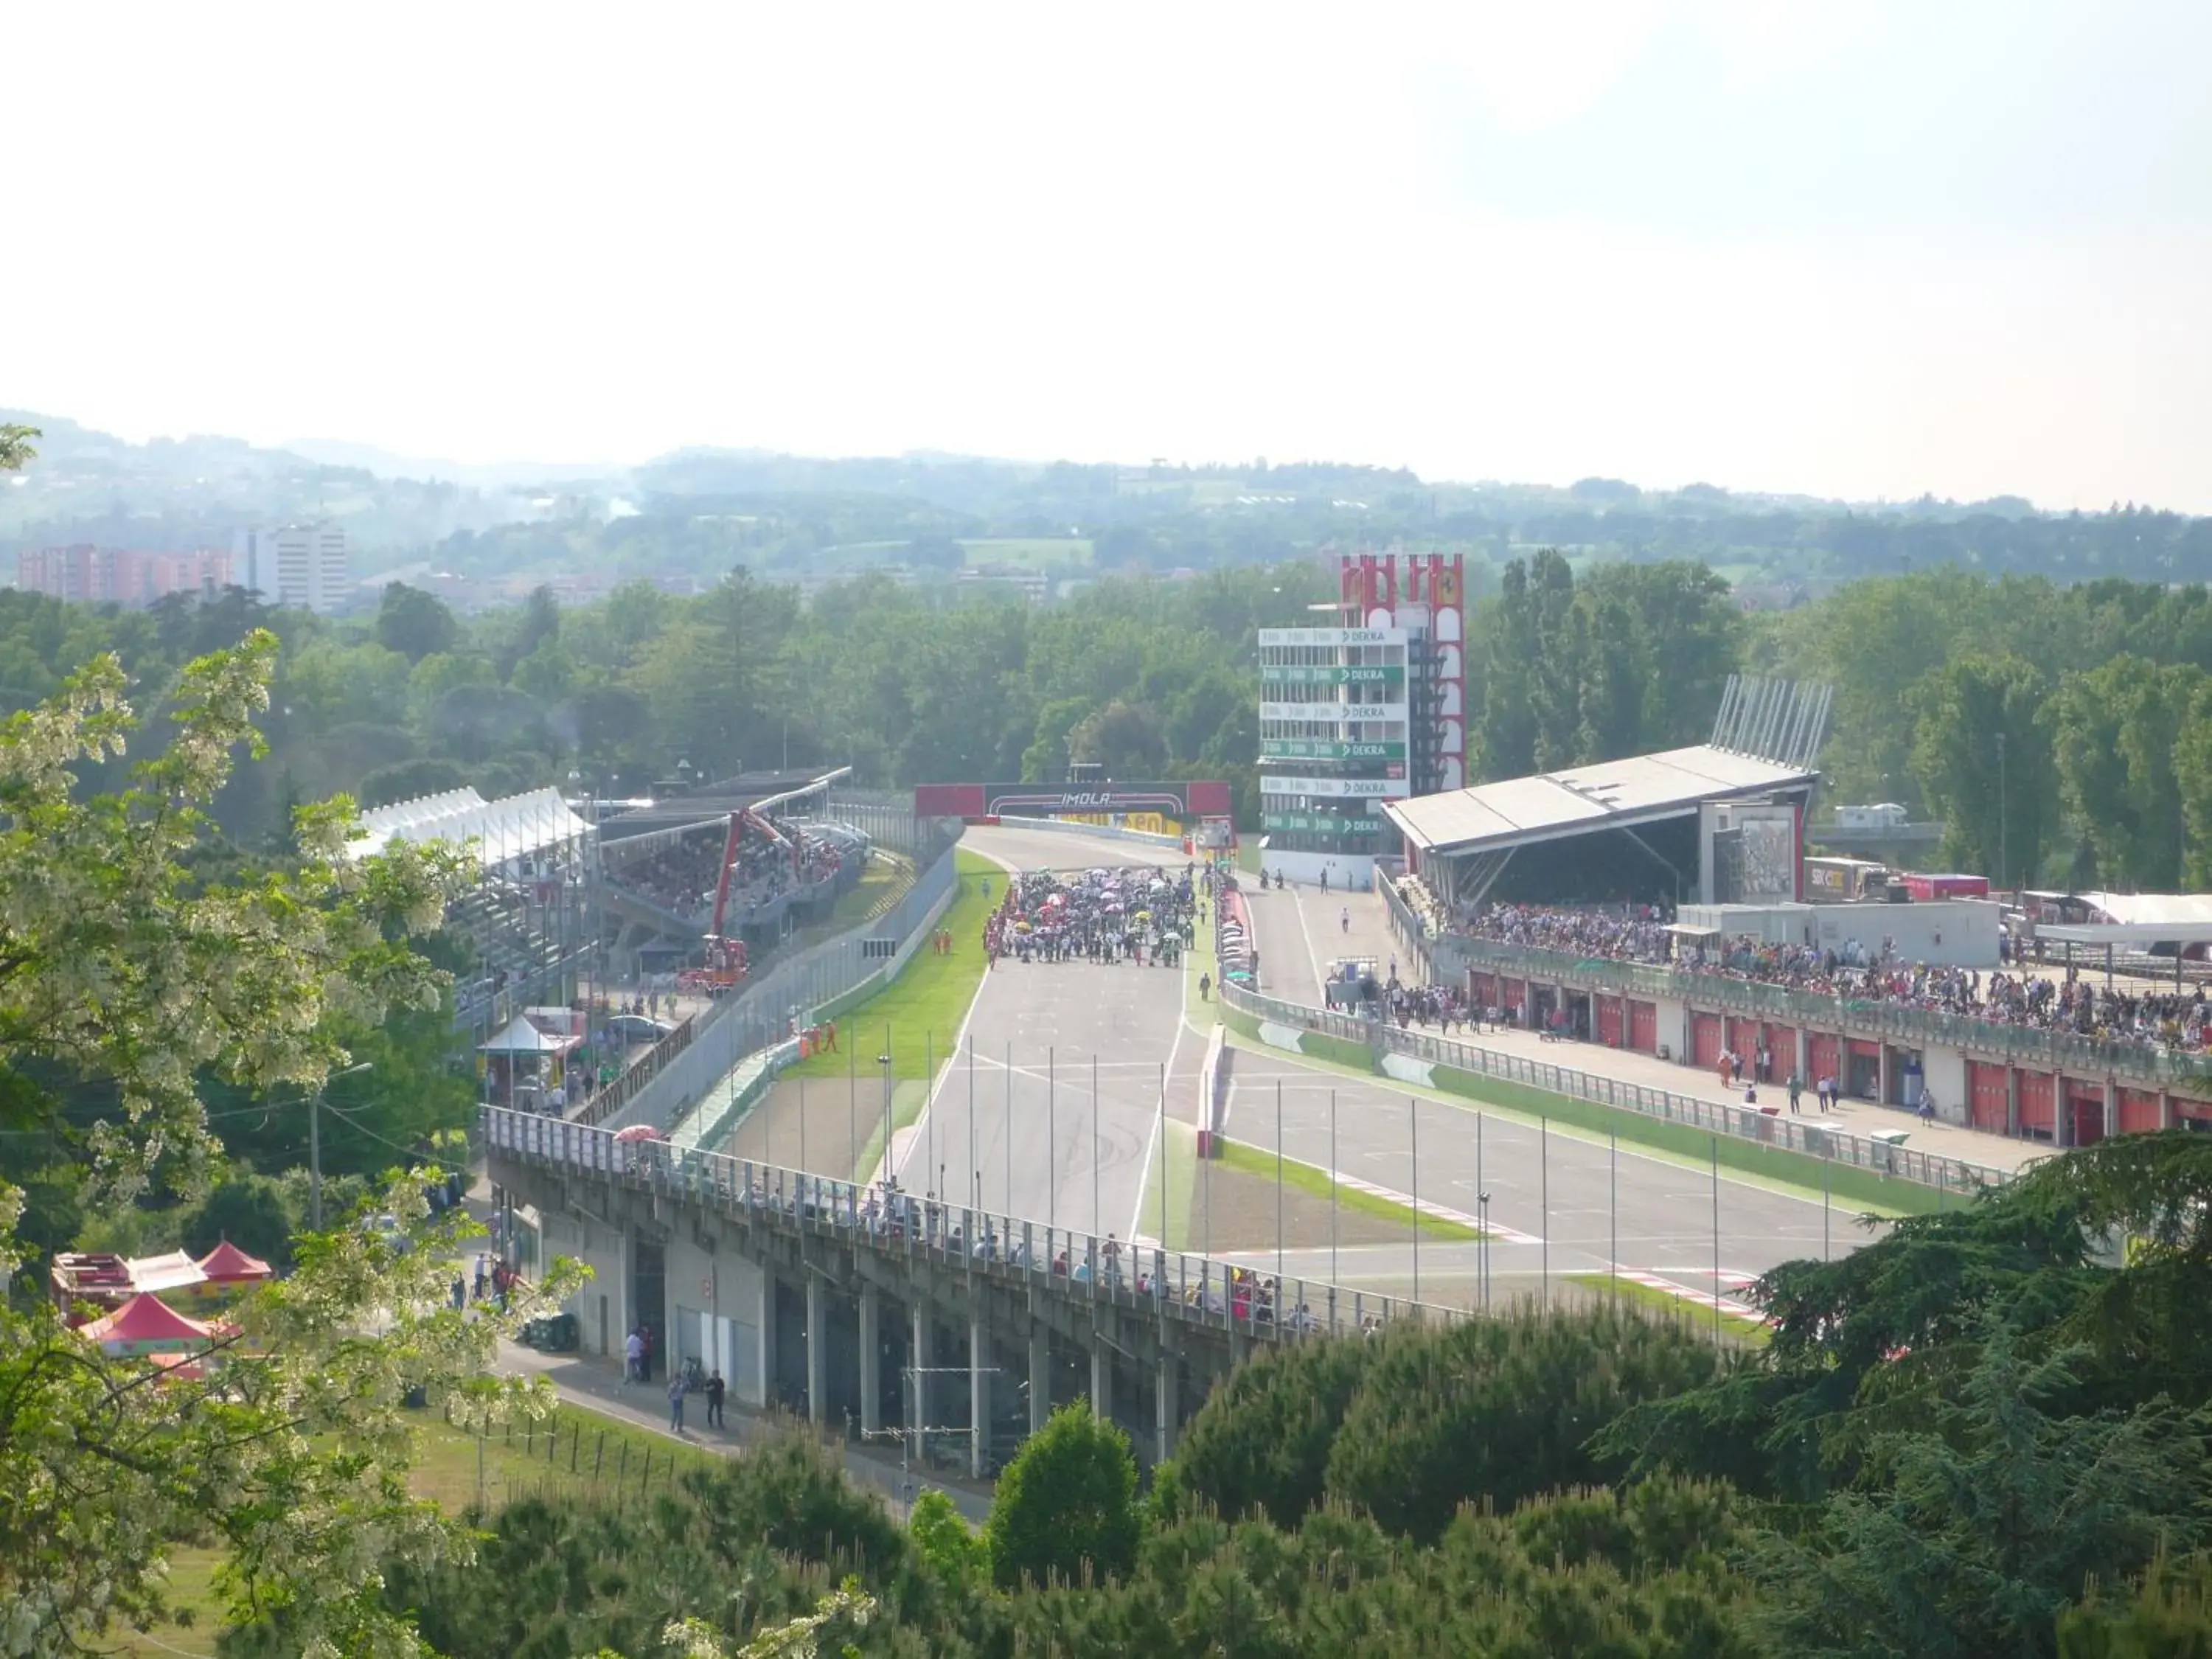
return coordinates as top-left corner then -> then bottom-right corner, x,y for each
1329,1088 -> 1339,1287
849,1042 -> 856,1183
1004,1040 -> 1012,1214
1610,1129 -> 1618,1301
927,1031 -> 935,1203
1092,1054 -> 1102,1248
1048,1047 -> 1056,1233
799,1077 -> 807,1174
967,1037 -> 976,1230
1540,1115 -> 1548,1312
1475,1110 -> 1486,1311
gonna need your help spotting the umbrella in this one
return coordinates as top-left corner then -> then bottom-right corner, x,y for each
613,1124 -> 667,1144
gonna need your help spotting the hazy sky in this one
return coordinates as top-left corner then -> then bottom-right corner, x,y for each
10,2 -> 2210,508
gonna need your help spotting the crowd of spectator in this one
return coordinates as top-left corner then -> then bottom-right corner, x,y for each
1441,892 -> 2212,1054
609,818 -> 855,927
616,832 -> 726,922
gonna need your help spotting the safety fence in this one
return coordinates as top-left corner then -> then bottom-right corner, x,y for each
1422,932 -> 2206,1091
487,1105 -> 1470,1342
602,840 -> 961,1136
1217,977 -> 2014,1199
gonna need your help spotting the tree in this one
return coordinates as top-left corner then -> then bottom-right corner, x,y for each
1322,1307 -> 1722,1544
909,1488 -> 989,1596
902,534 -> 967,571
1168,1335 -> 1378,1526
1907,652 -> 2055,885
2046,658 -> 2205,891
375,581 -> 460,663
1068,700 -> 1167,778
0,423 -> 40,471
180,1174 -> 295,1271
984,1401 -> 1140,1587
2059,1554 -> 2212,1658
1745,1327 -> 2212,1659
0,608 -> 573,1648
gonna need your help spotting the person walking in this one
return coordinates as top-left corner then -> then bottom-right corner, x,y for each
1198,971 -> 1211,1001
704,1369 -> 726,1429
625,1326 -> 645,1384
1787,1071 -> 1803,1114
667,1371 -> 686,1435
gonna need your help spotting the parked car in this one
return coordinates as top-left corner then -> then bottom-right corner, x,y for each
604,1014 -> 675,1046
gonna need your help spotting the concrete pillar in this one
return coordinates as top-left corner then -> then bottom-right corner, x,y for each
751,1267 -> 774,1411
858,1284 -> 882,1436
1028,1325 -> 1050,1433
911,1303 -> 933,1460
2007,1065 -> 2020,1138
970,1315 -> 987,1480
1090,1332 -> 1113,1425
805,1274 -> 826,1426
2104,1078 -> 2118,1142
2163,1089 -> 2177,1130
1156,1351 -> 1179,1465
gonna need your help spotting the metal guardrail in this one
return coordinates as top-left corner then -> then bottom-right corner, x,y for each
570,823 -> 954,1130
484,1105 -> 1465,1340
1425,934 -> 2206,1088
602,843 -> 961,1135
1217,978 -> 2014,1194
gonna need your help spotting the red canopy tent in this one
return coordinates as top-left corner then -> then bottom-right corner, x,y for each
195,1239 -> 274,1286
77,1293 -> 217,1357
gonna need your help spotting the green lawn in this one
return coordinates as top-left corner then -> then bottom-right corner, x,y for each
785,848 -> 1001,1081
1565,1272 -> 1770,1345
118,1404 -> 726,1654
1214,1137 -> 1486,1241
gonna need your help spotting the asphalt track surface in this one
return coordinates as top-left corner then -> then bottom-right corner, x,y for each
903,826 -> 1882,1308
892,824 -> 1202,1245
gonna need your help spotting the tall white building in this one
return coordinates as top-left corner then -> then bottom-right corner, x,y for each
233,523 -> 348,613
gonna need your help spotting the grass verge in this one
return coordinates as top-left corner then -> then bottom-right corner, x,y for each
1214,1136 -> 1486,1241
1565,1271 -> 1771,1345
785,848 -> 998,1081
119,1405 -> 728,1655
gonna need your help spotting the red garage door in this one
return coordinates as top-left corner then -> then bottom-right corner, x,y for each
1807,1034 -> 1841,1091
1725,1017 -> 1755,1064
1469,973 -> 1496,1007
2117,1087 -> 2163,1135
1501,979 -> 1526,1016
2017,1071 -> 2057,1138
1691,1012 -> 1725,1068
1629,1000 -> 1658,1054
1969,1062 -> 2010,1134
1596,995 -> 1624,1047
2069,1083 -> 2107,1147
1761,1024 -> 1797,1080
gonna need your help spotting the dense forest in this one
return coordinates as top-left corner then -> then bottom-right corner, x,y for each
12,547 -> 2212,894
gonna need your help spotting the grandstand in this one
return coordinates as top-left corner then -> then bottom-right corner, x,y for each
350,785 -> 594,1041
594,768 -> 872,978
1387,676 -> 1830,913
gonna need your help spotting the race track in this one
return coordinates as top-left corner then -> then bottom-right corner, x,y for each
898,824 -> 1879,1311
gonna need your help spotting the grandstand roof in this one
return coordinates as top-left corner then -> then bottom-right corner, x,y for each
352,786 -> 589,865
1385,744 -> 1820,859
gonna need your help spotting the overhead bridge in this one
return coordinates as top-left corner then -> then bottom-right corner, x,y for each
482,1106 -> 1454,1476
